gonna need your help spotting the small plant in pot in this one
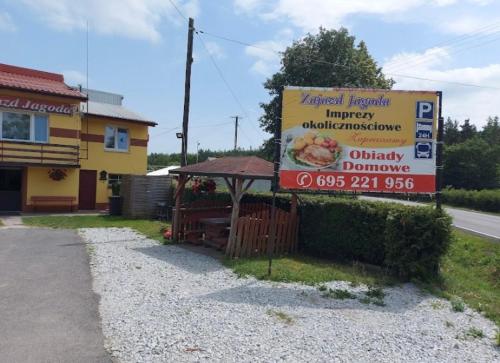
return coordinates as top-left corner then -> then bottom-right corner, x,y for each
109,182 -> 122,216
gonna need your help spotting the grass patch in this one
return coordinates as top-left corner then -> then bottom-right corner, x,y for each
22,215 -> 169,242
359,296 -> 371,305
372,299 -> 386,307
321,288 -> 356,300
419,231 -> 499,326
496,330 -> 500,347
450,297 -> 465,312
430,301 -> 446,310
365,286 -> 385,300
266,309 -> 294,325
465,327 -> 485,339
223,255 -> 396,287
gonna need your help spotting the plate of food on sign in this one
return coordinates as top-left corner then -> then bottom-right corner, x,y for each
283,130 -> 343,170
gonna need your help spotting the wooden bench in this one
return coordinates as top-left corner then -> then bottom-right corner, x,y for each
31,196 -> 76,212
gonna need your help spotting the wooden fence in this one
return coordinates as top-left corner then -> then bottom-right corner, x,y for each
175,199 -> 231,242
121,175 -> 173,219
175,200 -> 299,257
228,203 -> 299,258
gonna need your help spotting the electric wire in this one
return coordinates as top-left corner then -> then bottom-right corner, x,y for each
385,21 -> 500,72
197,28 -> 500,90
167,0 -> 188,21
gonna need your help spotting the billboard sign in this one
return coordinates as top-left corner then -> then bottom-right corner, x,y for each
279,87 -> 439,193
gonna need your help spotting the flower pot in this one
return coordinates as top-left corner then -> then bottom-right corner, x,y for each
108,196 -> 122,216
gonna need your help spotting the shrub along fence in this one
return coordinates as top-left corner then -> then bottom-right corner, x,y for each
366,188 -> 500,213
441,188 -> 500,213
182,189 -> 452,281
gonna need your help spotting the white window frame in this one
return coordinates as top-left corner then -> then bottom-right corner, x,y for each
104,125 -> 129,152
0,109 -> 49,144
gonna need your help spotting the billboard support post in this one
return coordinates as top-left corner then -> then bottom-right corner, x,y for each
267,87 -> 283,276
436,91 -> 444,210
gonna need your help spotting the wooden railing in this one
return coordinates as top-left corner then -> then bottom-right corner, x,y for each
0,140 -> 79,167
228,204 -> 299,258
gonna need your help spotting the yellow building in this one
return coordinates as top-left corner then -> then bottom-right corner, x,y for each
0,63 -> 156,212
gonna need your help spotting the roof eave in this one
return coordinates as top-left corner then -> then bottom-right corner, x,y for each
0,85 -> 87,101
169,170 -> 273,180
85,112 -> 157,126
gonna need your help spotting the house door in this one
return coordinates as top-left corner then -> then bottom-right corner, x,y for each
79,170 -> 97,210
0,168 -> 22,212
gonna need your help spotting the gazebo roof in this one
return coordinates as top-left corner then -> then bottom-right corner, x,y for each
169,156 -> 273,180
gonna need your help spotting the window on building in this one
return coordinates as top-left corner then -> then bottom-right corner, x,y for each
108,174 -> 123,187
104,126 -> 128,151
0,111 -> 48,143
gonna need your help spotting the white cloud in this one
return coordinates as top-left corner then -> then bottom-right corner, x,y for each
234,0 -> 265,12
0,11 -> 16,32
62,70 -> 88,86
384,48 -> 500,126
20,0 -> 199,42
235,0 -> 497,36
204,41 -> 226,60
245,28 -> 294,76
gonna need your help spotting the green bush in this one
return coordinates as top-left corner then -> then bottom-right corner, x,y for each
300,199 -> 452,281
384,206 -> 452,280
442,188 -> 500,213
365,188 -> 500,213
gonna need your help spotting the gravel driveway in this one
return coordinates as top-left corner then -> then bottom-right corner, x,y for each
81,228 -> 499,362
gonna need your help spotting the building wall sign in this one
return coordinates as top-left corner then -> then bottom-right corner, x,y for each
0,95 -> 77,115
279,87 -> 439,193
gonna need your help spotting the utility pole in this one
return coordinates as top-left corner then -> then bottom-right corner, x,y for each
196,141 -> 200,163
231,115 -> 241,151
181,17 -> 194,166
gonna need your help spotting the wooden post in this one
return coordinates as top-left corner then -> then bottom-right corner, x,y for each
225,177 -> 243,256
181,18 -> 194,167
290,193 -> 298,216
172,175 -> 187,242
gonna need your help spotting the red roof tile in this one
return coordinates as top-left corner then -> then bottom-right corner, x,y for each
0,63 -> 86,100
169,156 -> 274,179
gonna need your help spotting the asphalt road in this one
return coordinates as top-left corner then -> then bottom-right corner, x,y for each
0,227 -> 111,363
360,196 -> 500,241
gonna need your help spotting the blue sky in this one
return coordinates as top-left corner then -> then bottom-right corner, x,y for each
1,0 -> 500,153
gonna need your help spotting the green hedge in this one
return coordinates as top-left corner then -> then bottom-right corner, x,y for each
182,189 -> 452,281
442,188 -> 500,213
299,199 -> 452,280
364,188 -> 500,213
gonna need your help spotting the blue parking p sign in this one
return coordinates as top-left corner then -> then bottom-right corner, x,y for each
416,101 -> 434,119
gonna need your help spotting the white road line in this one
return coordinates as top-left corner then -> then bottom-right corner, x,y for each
452,225 -> 500,241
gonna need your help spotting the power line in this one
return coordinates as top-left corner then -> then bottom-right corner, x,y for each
386,28 -> 500,73
385,21 -> 500,72
167,0 -> 188,21
150,121 -> 235,139
387,73 -> 500,90
196,33 -> 249,116
198,30 -> 282,55
197,28 -> 500,90
196,32 -> 263,139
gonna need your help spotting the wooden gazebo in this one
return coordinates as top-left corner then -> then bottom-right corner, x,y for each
169,156 -> 298,257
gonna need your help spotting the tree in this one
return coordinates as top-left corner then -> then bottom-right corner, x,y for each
443,117 -> 460,145
459,119 -> 477,142
443,137 -> 499,189
481,116 -> 500,146
259,27 -> 393,156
